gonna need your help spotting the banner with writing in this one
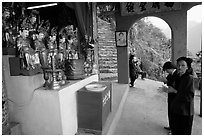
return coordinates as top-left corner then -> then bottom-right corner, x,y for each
121,2 -> 181,16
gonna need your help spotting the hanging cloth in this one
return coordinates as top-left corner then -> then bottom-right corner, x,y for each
64,2 -> 92,39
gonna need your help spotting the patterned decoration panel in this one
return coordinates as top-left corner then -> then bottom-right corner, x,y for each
121,2 -> 181,16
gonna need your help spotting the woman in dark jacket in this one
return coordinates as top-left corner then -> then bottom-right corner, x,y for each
168,57 -> 195,135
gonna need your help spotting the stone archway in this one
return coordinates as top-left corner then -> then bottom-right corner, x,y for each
128,16 -> 172,80
115,10 -> 186,84
114,2 -> 201,84
128,16 -> 172,60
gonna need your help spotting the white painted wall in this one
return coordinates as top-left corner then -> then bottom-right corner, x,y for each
58,75 -> 99,134
3,55 -> 99,135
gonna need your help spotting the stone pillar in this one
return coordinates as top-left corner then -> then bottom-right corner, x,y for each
115,13 -> 130,84
168,11 -> 188,63
116,47 -> 129,84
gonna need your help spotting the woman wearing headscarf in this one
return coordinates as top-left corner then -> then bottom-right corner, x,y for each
168,57 -> 195,135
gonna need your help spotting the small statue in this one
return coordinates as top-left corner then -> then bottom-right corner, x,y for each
67,35 -> 79,60
2,6 -> 17,48
17,18 -> 40,70
34,32 -> 46,52
29,10 -> 39,33
58,36 -> 66,68
5,28 -> 17,48
34,20 -> 50,68
58,28 -> 68,69
63,25 -> 79,59
35,20 -> 50,51
34,32 -> 48,68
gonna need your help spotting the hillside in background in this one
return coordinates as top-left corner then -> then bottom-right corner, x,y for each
162,27 -> 171,39
187,21 -> 202,57
129,19 -> 171,80
148,18 -> 202,57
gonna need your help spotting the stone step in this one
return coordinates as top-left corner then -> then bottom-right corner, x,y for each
99,57 -> 117,61
98,34 -> 114,36
99,65 -> 117,68
98,38 -> 115,41
99,64 -> 117,68
98,46 -> 116,49
98,27 -> 113,31
97,32 -> 115,35
99,57 -> 117,60
99,63 -> 117,67
98,33 -> 115,36
98,34 -> 114,37
99,53 -> 117,57
98,16 -> 118,75
99,51 -> 116,54
98,33 -> 114,35
99,49 -> 117,53
98,23 -> 111,27
99,53 -> 116,57
99,73 -> 118,81
98,37 -> 115,40
98,43 -> 116,46
98,48 -> 117,52
98,30 -> 114,32
99,68 -> 117,73
98,37 -> 115,39
100,63 -> 117,68
99,62 -> 117,66
99,51 -> 117,54
99,51 -> 117,55
99,73 -> 118,79
98,53 -> 117,57
99,58 -> 117,62
99,46 -> 116,49
98,45 -> 116,49
98,29 -> 114,32
98,37 -> 115,44
99,50 -> 116,53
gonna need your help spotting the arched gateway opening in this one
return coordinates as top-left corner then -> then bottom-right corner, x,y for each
187,5 -> 202,58
128,16 -> 172,81
115,2 -> 201,84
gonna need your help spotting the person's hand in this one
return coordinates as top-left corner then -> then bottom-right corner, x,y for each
161,84 -> 169,93
167,86 -> 177,93
160,77 -> 167,84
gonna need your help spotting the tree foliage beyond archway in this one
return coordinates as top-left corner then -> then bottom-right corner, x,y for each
129,18 -> 171,81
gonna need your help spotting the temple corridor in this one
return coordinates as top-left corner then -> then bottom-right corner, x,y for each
114,78 -> 202,135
